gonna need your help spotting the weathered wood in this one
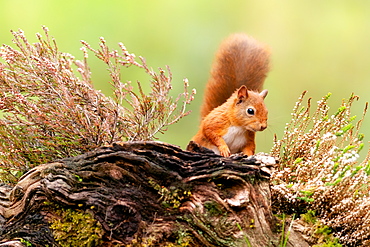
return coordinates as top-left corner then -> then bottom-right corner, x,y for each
0,141 -> 309,246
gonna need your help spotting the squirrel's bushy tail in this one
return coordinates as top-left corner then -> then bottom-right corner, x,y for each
200,33 -> 270,118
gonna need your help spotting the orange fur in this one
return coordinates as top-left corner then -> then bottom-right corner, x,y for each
200,33 -> 270,118
191,34 -> 270,157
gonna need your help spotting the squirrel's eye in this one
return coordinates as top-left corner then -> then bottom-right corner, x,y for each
247,108 -> 255,115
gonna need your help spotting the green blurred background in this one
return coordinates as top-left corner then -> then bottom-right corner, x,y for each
1,0 -> 369,155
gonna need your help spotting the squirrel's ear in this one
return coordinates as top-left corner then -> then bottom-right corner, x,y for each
260,89 -> 268,99
237,86 -> 249,101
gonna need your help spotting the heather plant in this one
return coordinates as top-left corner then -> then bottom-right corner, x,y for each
0,27 -> 195,183
271,91 -> 370,246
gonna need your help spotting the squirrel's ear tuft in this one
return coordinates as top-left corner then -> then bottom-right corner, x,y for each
237,85 -> 249,101
260,89 -> 268,99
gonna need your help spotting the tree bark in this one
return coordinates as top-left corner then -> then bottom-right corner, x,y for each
0,141 -> 309,246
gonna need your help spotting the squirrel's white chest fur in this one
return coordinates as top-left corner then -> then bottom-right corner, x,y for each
222,126 -> 247,153
210,125 -> 247,155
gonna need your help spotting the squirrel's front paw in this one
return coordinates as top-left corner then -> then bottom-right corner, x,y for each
218,146 -> 231,157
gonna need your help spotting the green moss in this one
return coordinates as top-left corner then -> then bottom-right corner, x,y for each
126,223 -> 192,247
300,211 -> 342,247
48,204 -> 104,247
172,226 -> 192,247
203,200 -> 224,217
300,210 -> 317,224
19,238 -> 32,247
163,242 -> 191,247
148,179 -> 192,209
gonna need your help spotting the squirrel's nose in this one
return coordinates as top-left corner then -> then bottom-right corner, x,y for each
260,124 -> 267,131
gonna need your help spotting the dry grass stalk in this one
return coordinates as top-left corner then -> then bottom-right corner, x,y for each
0,27 -> 195,182
271,91 -> 370,246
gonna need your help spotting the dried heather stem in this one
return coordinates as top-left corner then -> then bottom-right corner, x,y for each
271,91 -> 370,246
0,28 -> 195,183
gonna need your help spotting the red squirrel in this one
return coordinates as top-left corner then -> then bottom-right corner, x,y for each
190,33 -> 270,157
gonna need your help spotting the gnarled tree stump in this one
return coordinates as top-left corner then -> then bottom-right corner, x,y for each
0,141 -> 308,246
